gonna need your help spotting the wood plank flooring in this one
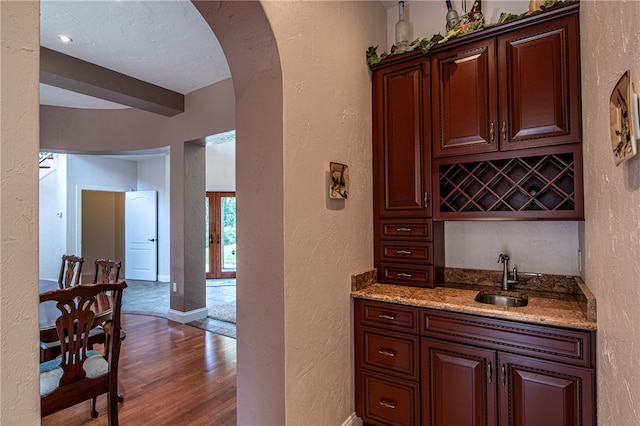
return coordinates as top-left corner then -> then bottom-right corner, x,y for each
42,313 -> 237,426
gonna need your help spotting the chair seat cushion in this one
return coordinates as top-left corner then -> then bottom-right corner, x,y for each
40,350 -> 108,396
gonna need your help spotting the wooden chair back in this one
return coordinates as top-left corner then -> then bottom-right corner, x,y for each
58,254 -> 84,288
94,258 -> 122,283
39,281 -> 127,425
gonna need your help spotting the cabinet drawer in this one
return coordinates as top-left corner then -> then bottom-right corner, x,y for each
355,299 -> 418,333
380,262 -> 437,288
357,326 -> 419,381
420,309 -> 595,367
380,218 -> 432,241
361,370 -> 420,426
380,241 -> 433,264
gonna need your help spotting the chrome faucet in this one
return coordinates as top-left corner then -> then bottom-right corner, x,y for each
498,253 -> 518,290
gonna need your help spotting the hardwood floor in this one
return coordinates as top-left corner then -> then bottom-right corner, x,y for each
42,313 -> 237,426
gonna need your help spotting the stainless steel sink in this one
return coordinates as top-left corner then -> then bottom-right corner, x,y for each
474,290 -> 528,307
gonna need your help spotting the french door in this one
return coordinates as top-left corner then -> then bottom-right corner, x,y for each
206,192 -> 236,279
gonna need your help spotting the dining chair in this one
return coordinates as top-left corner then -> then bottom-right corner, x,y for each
94,258 -> 122,284
58,254 -> 84,288
39,281 -> 127,425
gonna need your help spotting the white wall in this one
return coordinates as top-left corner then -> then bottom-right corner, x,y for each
206,140 -> 235,192
387,0 -> 581,276
39,154 -> 68,280
581,1 -> 640,423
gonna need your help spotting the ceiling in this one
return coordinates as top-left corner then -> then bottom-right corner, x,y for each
39,0 -> 231,110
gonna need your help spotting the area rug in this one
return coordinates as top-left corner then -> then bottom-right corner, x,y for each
208,301 -> 236,324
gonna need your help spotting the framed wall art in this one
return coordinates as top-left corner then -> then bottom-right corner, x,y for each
329,162 -> 349,199
609,70 -> 639,166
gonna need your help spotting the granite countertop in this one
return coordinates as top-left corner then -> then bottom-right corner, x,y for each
351,268 -> 597,331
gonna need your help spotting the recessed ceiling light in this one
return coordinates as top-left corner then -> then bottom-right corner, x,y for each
58,35 -> 73,43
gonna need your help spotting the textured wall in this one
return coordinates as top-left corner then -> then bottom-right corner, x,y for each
0,1 -> 40,422
261,2 -> 384,424
580,1 -> 640,423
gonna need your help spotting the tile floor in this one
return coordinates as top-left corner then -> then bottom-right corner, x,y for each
122,278 -> 237,339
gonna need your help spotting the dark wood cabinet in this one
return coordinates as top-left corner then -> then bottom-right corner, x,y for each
373,55 -> 431,219
372,54 -> 444,287
354,298 -> 596,426
429,3 -> 583,220
431,38 -> 498,157
498,13 -> 581,151
498,352 -> 595,426
421,338 -> 496,426
421,308 -> 596,426
432,7 -> 581,157
355,299 -> 420,426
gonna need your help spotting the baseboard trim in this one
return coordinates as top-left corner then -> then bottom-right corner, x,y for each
167,307 -> 208,324
341,412 -> 360,426
157,274 -> 170,282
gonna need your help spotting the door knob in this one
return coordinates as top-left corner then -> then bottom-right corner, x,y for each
147,238 -> 156,242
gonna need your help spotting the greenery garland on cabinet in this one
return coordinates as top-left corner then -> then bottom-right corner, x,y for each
366,0 -> 574,66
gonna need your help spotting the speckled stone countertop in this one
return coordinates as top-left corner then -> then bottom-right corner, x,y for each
351,268 -> 597,331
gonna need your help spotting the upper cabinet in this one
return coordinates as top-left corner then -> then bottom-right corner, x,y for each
372,56 -> 432,218
431,8 -> 581,157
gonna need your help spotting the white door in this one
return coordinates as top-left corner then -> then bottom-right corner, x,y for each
125,191 -> 158,280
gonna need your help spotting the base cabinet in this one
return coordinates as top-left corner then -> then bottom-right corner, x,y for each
354,299 -> 596,426
499,352 -> 595,426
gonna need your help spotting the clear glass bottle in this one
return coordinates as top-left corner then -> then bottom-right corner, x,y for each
445,0 -> 459,31
395,1 -> 409,52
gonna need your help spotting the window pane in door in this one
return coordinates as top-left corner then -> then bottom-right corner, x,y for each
221,196 -> 236,272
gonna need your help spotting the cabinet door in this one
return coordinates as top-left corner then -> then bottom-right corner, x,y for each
421,338 -> 497,426
372,57 -> 431,218
498,14 -> 581,150
498,352 -> 595,426
431,39 -> 498,157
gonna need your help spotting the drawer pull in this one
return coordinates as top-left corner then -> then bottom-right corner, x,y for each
378,399 -> 397,409
378,348 -> 397,357
396,250 -> 412,255
378,313 -> 396,320
397,272 -> 412,278
396,227 -> 412,232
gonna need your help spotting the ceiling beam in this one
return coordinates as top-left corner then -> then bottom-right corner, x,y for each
40,47 -> 184,117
